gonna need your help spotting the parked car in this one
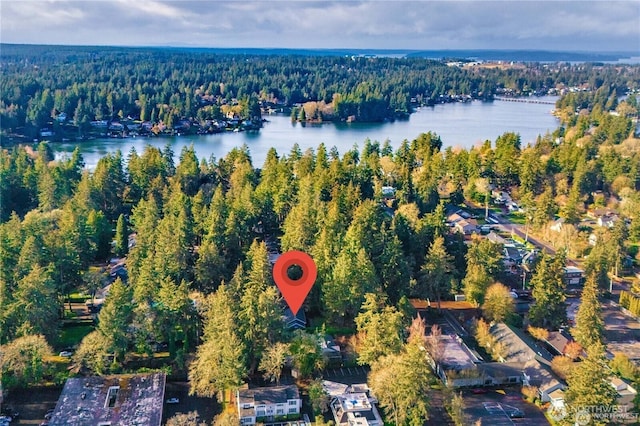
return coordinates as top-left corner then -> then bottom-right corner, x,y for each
503,404 -> 525,418
165,398 -> 179,404
59,351 -> 73,358
509,409 -> 525,418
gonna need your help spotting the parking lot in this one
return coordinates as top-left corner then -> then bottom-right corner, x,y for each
602,300 -> 640,342
322,365 -> 370,384
463,388 -> 550,426
162,381 -> 220,423
2,387 -> 61,425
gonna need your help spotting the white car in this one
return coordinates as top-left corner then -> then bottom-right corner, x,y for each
59,351 -> 73,358
165,398 -> 179,404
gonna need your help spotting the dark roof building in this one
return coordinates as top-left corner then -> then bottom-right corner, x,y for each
283,307 -> 306,330
49,372 -> 166,426
545,329 -> 574,356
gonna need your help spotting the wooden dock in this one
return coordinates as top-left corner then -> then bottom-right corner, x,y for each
494,97 -> 556,105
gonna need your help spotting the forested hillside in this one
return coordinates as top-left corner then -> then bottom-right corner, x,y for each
2,44 -> 639,141
1,56 -> 640,421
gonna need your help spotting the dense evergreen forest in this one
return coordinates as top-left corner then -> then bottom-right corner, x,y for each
1,49 -> 640,422
2,44 -> 640,141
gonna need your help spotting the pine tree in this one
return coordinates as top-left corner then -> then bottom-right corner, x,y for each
377,226 -> 411,303
97,277 -> 133,361
354,293 -> 404,365
564,343 -> 617,422
463,236 -> 503,305
194,239 -> 225,292
416,236 -> 453,309
529,252 -> 567,329
114,213 -> 128,257
463,263 -> 492,307
238,285 -> 285,374
280,177 -> 317,252
157,278 -> 194,357
572,273 -> 604,348
10,265 -> 59,342
289,330 -> 324,379
368,317 -> 432,425
324,244 -> 378,323
189,284 -> 246,399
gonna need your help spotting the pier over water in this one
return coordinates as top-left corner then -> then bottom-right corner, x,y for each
494,97 -> 556,105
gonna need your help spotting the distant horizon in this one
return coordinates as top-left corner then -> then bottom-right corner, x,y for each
3,43 -> 638,64
2,42 -> 638,55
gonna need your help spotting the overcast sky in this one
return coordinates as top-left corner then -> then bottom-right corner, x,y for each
2,1 -> 639,52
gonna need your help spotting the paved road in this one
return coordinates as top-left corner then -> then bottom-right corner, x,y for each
488,213 -> 557,256
466,198 -> 575,266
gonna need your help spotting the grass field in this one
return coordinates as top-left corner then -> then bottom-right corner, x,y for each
58,323 -> 93,349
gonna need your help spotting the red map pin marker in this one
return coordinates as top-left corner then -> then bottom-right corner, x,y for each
273,250 -> 317,316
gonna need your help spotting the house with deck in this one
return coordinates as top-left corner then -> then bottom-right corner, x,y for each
325,382 -> 383,426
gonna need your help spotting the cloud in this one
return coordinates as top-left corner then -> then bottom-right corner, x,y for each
1,0 -> 638,51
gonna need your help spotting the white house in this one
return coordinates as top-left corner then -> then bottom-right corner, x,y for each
550,218 -> 566,233
539,379 -> 566,404
610,377 -> 637,410
598,215 -> 619,228
547,388 -> 566,410
237,385 -> 302,425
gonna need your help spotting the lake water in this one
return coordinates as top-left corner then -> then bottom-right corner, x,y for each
52,97 -> 559,168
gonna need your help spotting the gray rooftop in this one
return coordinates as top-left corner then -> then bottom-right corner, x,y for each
49,372 -> 165,426
440,334 -> 479,370
491,323 -> 553,363
238,385 -> 300,406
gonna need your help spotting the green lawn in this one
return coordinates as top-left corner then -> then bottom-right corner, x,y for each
58,323 -> 94,349
508,213 -> 527,225
67,292 -> 91,303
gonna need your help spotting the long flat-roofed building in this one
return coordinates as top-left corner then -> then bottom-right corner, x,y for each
237,385 -> 302,425
49,372 -> 166,426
